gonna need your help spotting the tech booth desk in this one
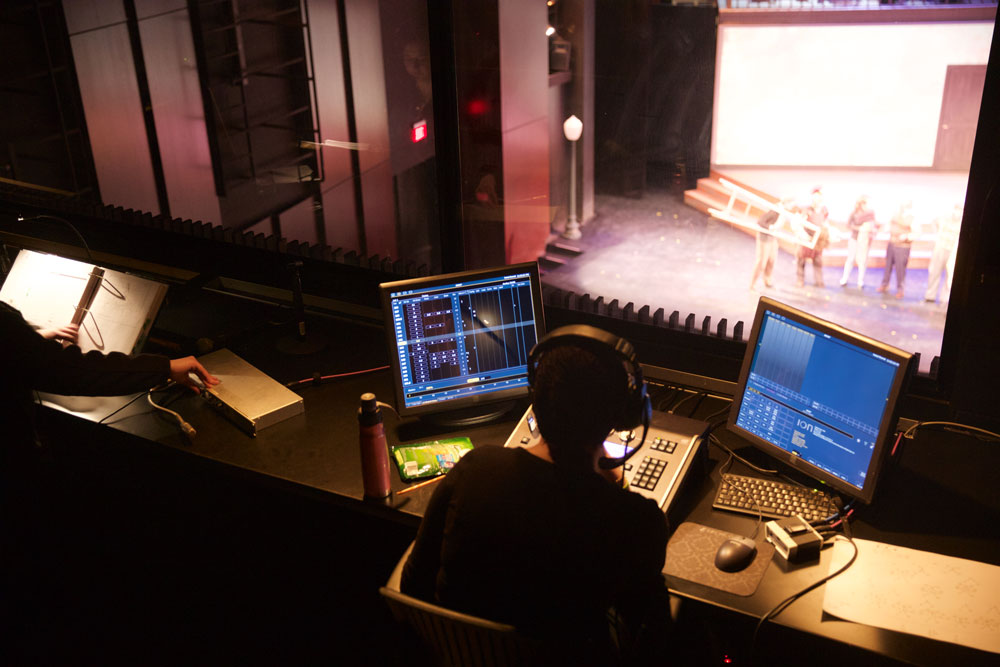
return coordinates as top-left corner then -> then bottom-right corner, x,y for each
19,312 -> 999,667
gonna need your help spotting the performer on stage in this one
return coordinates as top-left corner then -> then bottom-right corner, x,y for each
878,201 -> 914,299
750,199 -> 792,290
840,195 -> 877,289
924,203 -> 963,304
796,187 -> 830,288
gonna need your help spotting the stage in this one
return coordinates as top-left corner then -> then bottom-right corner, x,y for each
541,178 -> 955,375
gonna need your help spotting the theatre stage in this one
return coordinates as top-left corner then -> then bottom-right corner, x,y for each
540,166 -> 966,375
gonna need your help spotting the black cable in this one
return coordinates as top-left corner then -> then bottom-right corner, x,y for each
719,453 -> 765,540
98,383 -> 173,424
668,390 -> 703,414
702,400 -> 733,423
98,392 -> 147,424
17,214 -> 95,263
748,535 -> 859,664
686,392 -> 707,417
710,435 -> 779,476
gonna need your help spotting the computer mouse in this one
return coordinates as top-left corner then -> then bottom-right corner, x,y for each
714,536 -> 758,573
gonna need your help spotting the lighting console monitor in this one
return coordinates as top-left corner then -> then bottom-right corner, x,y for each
727,297 -> 912,504
380,263 -> 545,425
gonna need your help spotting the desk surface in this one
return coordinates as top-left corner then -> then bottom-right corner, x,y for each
38,307 -> 1000,666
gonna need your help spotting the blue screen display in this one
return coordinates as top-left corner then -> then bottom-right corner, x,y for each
388,271 -> 539,409
735,310 -> 900,491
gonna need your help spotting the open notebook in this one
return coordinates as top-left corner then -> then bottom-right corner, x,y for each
1,249 -> 169,419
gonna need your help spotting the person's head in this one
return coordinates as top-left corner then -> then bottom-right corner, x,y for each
811,187 -> 824,207
856,195 -> 870,211
529,329 -> 638,470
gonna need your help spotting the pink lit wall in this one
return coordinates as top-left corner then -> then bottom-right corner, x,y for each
712,21 -> 993,167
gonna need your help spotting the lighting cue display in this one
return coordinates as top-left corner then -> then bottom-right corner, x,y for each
728,298 -> 912,505
388,272 -> 538,409
735,308 -> 900,492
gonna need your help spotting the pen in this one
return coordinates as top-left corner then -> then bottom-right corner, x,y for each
396,475 -> 445,496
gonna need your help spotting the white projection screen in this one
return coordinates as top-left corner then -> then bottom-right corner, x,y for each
712,21 -> 993,168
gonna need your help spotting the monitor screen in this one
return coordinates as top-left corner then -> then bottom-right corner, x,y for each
379,263 -> 545,421
727,297 -> 912,504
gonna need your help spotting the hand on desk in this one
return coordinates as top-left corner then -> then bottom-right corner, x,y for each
169,357 -> 220,394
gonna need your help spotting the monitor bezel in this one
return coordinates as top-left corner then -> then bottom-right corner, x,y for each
379,262 -> 546,420
727,296 -> 913,504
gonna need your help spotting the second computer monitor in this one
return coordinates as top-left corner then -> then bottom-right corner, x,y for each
728,297 -> 912,504
380,262 -> 545,424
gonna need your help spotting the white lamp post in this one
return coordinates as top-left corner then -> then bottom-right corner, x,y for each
562,114 -> 583,240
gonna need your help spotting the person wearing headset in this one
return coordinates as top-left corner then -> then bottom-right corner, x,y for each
401,325 -> 670,665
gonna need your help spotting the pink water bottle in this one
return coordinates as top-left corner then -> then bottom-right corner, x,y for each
358,392 -> 391,498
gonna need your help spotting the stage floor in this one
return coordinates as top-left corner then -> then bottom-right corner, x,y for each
542,182 -> 957,375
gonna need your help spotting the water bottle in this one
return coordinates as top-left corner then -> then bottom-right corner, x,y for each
358,392 -> 391,498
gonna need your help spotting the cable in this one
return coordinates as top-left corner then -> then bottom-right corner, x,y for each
710,434 -> 779,476
719,453 -> 765,540
285,364 -> 389,388
668,390 -> 704,415
98,392 -> 147,424
702,399 -> 733,423
902,420 -> 1000,442
17,214 -> 95,263
147,391 -> 196,439
749,535 -> 859,663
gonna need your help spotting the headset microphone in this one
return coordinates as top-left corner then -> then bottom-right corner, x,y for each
528,324 -> 651,470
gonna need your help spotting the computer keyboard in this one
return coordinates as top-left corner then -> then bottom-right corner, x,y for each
713,473 -> 837,523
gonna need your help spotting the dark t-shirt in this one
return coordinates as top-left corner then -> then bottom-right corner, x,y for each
401,446 -> 669,653
0,302 -> 170,455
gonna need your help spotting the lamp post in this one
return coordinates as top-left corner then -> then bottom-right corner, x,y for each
562,114 -> 583,240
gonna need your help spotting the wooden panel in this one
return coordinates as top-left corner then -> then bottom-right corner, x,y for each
139,8 -> 222,226
322,180 -> 359,252
360,159 -> 397,260
280,196 -> 319,246
500,0 -> 550,263
307,0 -> 355,193
69,25 -> 159,214
499,0 -> 548,134
345,0 -> 396,260
62,0 -> 126,34
134,0 -> 185,19
503,118 -> 551,264
934,65 -> 987,171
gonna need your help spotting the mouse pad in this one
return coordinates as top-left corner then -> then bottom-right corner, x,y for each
663,522 -> 774,597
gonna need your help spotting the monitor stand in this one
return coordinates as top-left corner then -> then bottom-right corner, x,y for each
419,400 -> 517,427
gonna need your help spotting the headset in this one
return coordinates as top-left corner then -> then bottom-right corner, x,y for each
527,324 -> 652,469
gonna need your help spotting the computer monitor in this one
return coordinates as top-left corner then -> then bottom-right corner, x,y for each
379,262 -> 545,424
727,297 -> 912,504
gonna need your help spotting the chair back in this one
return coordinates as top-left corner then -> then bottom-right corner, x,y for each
379,586 -> 541,667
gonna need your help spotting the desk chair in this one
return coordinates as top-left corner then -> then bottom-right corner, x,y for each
379,544 -> 541,667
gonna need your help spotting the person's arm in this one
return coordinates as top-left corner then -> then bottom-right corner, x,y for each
400,460 -> 463,601
1,303 -> 216,396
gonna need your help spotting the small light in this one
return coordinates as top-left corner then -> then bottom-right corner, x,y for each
411,120 -> 427,143
467,99 -> 489,115
545,25 -> 556,37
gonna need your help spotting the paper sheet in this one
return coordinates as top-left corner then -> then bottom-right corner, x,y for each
823,538 -> 1000,655
1,250 -> 166,354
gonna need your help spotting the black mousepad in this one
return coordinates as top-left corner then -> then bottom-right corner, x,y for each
663,522 -> 774,597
